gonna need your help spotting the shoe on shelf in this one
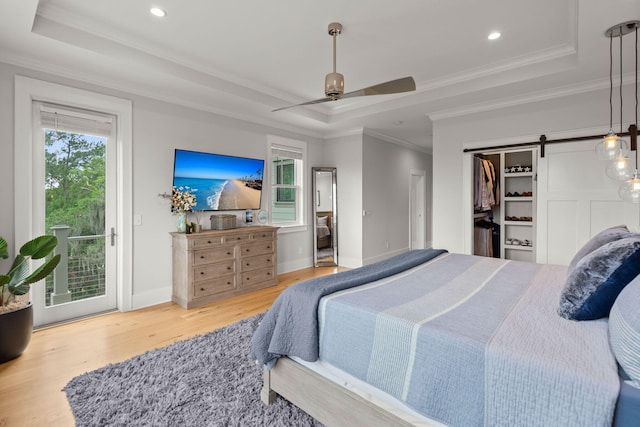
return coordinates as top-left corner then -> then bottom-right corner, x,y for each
506,192 -> 513,197
506,238 -> 513,245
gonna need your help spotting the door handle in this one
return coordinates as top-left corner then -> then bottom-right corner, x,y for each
110,227 -> 116,246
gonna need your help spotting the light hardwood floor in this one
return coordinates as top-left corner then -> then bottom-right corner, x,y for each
0,266 -> 346,427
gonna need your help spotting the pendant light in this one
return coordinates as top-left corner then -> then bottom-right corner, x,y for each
597,25 -> 630,160
605,149 -> 633,180
617,22 -> 640,203
598,21 -> 640,202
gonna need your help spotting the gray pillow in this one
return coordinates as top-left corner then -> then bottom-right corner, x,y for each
558,236 -> 640,320
609,275 -> 640,389
567,225 -> 630,273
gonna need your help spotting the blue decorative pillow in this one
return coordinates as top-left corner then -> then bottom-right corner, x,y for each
567,225 -> 630,273
609,276 -> 640,388
558,236 -> 640,320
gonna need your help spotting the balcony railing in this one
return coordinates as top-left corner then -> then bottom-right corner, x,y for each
47,225 -> 106,306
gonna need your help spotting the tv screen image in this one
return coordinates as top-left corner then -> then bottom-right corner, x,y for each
172,149 -> 264,211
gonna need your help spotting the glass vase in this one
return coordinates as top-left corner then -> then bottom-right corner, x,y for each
177,213 -> 187,233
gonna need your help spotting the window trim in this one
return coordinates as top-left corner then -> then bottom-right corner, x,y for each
267,135 -> 307,231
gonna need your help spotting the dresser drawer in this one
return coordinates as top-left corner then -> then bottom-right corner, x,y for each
222,233 -> 250,244
240,241 -> 274,257
193,275 -> 236,298
191,236 -> 224,248
194,260 -> 236,281
193,246 -> 235,266
250,230 -> 276,241
239,253 -> 275,272
241,266 -> 275,286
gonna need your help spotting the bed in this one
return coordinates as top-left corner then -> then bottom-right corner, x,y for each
316,212 -> 332,250
251,226 -> 640,427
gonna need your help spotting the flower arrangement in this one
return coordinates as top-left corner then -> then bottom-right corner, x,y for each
169,186 -> 197,214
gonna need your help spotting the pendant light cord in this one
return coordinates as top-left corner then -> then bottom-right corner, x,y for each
610,33 -> 613,130
620,26 -> 623,135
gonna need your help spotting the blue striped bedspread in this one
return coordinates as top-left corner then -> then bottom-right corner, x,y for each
318,253 -> 620,426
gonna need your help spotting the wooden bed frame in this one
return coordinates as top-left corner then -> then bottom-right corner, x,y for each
261,357 -> 418,426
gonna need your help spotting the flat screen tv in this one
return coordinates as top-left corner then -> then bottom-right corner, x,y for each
172,149 -> 264,211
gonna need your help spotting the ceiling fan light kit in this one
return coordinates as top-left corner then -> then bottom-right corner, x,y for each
272,22 -> 415,112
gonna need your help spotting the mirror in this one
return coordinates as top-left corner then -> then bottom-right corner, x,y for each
312,167 -> 337,266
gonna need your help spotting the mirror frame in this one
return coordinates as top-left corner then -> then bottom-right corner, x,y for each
312,167 -> 337,267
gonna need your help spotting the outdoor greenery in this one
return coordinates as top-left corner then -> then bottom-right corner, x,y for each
44,130 -> 107,303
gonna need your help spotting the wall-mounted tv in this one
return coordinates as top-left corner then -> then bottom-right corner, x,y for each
172,149 -> 264,211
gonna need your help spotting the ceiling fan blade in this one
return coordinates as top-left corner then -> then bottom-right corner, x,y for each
340,76 -> 416,100
272,96 -> 333,112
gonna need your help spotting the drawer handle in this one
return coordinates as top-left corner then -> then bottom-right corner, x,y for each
246,277 -> 250,281
207,240 -> 212,244
200,287 -> 205,291
267,272 -> 271,276
200,272 -> 205,275
227,281 -> 232,285
227,251 -> 232,255
266,246 -> 271,249
267,258 -> 271,262
261,234 -> 266,237
237,237 -> 241,240
227,266 -> 232,270
246,248 -> 250,252
246,262 -> 250,266
200,255 -> 205,259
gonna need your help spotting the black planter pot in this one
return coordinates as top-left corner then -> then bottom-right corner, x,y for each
0,302 -> 33,363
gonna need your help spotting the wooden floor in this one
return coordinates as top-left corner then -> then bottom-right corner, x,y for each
0,266 -> 346,427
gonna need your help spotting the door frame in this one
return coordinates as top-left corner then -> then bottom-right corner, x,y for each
14,76 -> 133,321
409,169 -> 426,249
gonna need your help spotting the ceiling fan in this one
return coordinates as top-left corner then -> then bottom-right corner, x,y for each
272,22 -> 416,112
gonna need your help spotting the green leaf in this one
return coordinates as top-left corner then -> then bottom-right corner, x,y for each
8,283 -> 30,296
19,235 -> 58,260
0,236 -> 8,259
20,254 -> 61,287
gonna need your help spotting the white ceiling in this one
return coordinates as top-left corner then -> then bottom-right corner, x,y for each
1,0 -> 639,151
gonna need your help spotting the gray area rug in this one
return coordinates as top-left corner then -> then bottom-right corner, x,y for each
64,313 -> 323,426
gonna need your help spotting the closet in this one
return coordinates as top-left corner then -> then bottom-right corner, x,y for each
473,149 -> 537,262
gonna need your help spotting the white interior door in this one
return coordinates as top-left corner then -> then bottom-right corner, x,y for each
537,140 -> 640,264
410,170 -> 426,249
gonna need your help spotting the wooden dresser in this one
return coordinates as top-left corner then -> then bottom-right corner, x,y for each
170,226 -> 278,308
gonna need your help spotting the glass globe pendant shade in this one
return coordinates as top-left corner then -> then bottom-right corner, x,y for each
605,154 -> 634,180
619,171 -> 640,203
596,130 -> 629,160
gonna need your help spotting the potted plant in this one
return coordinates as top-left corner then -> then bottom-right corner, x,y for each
0,235 -> 61,362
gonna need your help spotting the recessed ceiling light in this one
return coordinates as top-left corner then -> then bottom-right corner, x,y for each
488,32 -> 501,40
150,7 -> 166,17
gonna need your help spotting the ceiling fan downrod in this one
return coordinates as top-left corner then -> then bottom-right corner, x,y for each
325,22 -> 344,99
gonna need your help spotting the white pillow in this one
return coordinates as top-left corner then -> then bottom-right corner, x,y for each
609,275 -> 640,388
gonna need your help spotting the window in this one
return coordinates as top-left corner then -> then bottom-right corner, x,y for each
268,137 -> 306,227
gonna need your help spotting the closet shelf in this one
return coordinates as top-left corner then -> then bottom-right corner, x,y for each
504,221 -> 533,226
504,197 -> 533,202
505,245 -> 533,251
504,172 -> 534,178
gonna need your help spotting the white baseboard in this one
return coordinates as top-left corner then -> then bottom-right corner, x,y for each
277,257 -> 314,274
131,286 -> 172,311
338,256 -> 363,269
363,248 -> 410,266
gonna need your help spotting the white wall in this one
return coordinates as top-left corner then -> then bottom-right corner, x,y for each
432,84 -> 639,261
0,61 -> 324,309
362,133 -> 432,264
324,134 -> 364,268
